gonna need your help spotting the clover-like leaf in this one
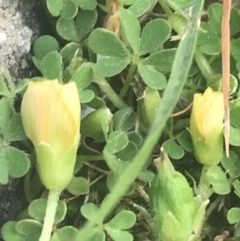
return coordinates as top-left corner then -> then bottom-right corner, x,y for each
206,166 -> 231,195
28,199 -> 67,224
229,126 -> 240,146
116,141 -> 138,161
140,19 -> 171,55
1,221 -> 25,241
15,219 -> 42,236
41,51 -> 63,81
50,226 -> 79,241
176,130 -> 193,152
162,139 -> 184,160
47,0 -> 64,17
75,0 -> 97,10
60,0 -> 78,20
105,131 -> 129,154
142,49 -> 176,73
128,0 -> 153,17
88,28 -> 130,77
227,208 -> 240,224
138,62 -> 167,90
113,107 -> 136,131
33,35 -> 59,60
197,22 -> 221,55
81,203 -> 100,222
3,146 -> 30,179
106,210 -> 136,229
221,151 -> 240,178
67,176 -> 89,196
119,8 -> 141,54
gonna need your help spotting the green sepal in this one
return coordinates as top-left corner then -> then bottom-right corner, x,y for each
36,139 -> 79,190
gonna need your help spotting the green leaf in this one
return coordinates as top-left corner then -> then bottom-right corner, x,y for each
60,42 -> 82,67
230,99 -> 240,129
128,0 -> 153,17
207,3 -> 222,34
229,126 -> 240,146
15,219 -> 42,236
81,108 -> 112,141
75,0 -> 97,10
140,19 -> 171,55
206,166 -> 231,195
116,141 -> 138,161
67,176 -> 89,195
0,97 -> 13,129
72,63 -> 93,90
94,57 -> 130,77
88,28 -> 130,77
60,0 -> 78,20
0,75 -> 10,97
137,170 -> 154,182
176,130 -> 193,152
47,0 -> 64,17
76,10 -> 98,40
81,203 -> 100,222
227,208 -> 240,224
105,131 -> 129,154
4,146 -> 30,178
230,8 -> 240,36
197,22 -> 221,55
162,139 -> 184,160
56,17 -> 78,42
79,89 -> 95,103
138,62 -> 167,90
1,221 -> 25,241
127,131 -> 143,147
14,78 -> 29,94
77,229 -> 105,241
50,226 -> 79,241
142,49 -> 176,73
28,199 -> 67,224
113,107 -> 136,131
104,228 -> 133,241
41,51 -> 63,81
0,148 -> 8,184
88,28 -> 129,57
119,8 -> 141,53
106,210 -> 136,229
6,113 -> 26,142
33,35 -> 59,60
221,151 -> 240,178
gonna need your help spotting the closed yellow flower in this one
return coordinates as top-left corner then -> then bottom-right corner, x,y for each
21,80 -> 81,190
190,87 -> 224,165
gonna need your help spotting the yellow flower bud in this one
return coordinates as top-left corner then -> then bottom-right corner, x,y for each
190,87 -> 224,165
21,80 -> 81,190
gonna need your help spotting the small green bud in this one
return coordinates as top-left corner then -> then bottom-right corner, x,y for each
138,87 -> 161,128
150,152 -> 197,241
81,108 -> 112,141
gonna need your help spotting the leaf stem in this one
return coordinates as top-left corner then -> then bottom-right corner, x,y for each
194,48 -> 215,82
119,63 -> 137,99
158,0 -> 173,17
93,76 -> 127,109
39,189 -> 61,241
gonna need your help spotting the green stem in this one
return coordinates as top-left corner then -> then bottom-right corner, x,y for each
158,0 -> 173,17
119,63 -> 137,99
39,189 -> 61,241
78,154 -> 104,161
194,48 -> 215,81
197,166 -> 213,202
94,76 -> 127,109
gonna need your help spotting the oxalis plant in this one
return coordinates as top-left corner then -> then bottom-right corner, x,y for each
1,0 -> 240,240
